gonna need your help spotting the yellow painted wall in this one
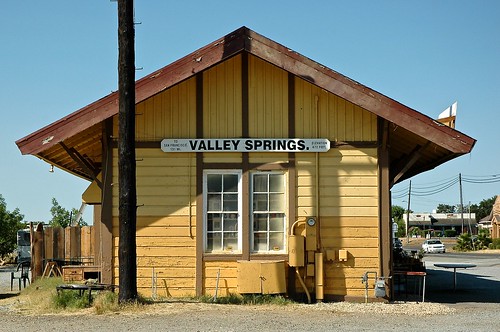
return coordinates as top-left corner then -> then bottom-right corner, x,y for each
295,78 -> 377,141
248,55 -> 288,138
203,261 -> 239,297
110,54 -> 380,300
114,77 -> 197,140
203,55 -> 242,138
112,148 -> 197,297
293,77 -> 379,298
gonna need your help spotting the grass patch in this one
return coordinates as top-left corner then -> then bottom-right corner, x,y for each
199,293 -> 292,305
11,277 -> 121,314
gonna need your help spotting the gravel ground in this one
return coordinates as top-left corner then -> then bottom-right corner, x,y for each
0,300 -> 498,332
0,252 -> 499,332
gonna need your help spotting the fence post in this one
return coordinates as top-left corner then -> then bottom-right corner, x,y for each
32,223 -> 44,281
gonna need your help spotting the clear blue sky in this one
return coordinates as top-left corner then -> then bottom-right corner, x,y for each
1,1 -> 499,223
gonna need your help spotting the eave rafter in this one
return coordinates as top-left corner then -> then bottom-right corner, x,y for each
390,142 -> 431,186
59,142 -> 102,188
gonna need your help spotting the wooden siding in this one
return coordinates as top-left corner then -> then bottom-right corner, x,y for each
295,78 -> 377,141
114,77 -> 197,140
109,53 -> 381,300
112,148 -> 197,297
203,55 -> 242,138
248,55 -> 288,137
296,148 -> 379,298
203,261 -> 239,297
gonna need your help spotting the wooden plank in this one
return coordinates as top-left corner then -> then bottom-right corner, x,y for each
53,227 -> 65,260
320,238 -> 379,248
136,216 -> 196,228
298,196 -> 378,208
324,264 -> 378,280
136,256 -> 196,267
136,236 -> 196,247
70,227 -> 81,261
135,246 -> 196,258
316,216 -> 378,226
80,226 -> 93,263
320,227 -> 378,239
134,227 -> 195,238
136,267 -> 196,279
64,227 -> 71,262
320,206 -> 379,217
44,227 -> 54,260
137,276 -> 195,289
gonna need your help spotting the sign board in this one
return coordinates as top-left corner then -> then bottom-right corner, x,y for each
161,138 -> 331,153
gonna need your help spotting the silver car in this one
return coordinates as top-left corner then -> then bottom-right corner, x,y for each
422,239 -> 446,253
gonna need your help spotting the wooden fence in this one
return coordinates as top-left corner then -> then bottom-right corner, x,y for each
31,224 -> 95,280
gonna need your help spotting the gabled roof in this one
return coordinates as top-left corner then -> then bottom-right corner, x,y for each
16,26 -> 476,183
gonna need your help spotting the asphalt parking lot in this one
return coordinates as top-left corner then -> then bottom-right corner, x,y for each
423,252 -> 500,304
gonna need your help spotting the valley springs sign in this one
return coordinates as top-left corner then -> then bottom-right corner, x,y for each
161,138 -> 331,153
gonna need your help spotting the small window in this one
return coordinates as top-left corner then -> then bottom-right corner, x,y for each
204,171 -> 242,253
251,172 -> 286,253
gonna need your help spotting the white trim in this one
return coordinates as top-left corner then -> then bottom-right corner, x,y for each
250,171 -> 287,254
202,170 -> 243,253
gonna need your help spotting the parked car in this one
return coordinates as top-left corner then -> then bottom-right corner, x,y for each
422,239 -> 446,253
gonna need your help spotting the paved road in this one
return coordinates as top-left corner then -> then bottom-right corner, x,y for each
422,252 -> 500,304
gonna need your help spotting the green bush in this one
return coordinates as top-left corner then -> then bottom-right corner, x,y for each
489,238 -> 500,249
444,229 -> 457,237
475,229 -> 492,249
52,289 -> 91,309
454,233 -> 473,251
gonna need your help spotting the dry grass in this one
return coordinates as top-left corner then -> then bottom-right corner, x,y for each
3,277 -> 124,315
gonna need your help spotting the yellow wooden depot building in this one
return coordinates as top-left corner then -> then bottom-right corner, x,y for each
16,27 -> 475,302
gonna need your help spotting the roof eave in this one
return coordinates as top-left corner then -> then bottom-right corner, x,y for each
16,26 -> 476,159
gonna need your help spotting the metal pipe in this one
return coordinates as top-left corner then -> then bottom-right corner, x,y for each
315,252 -> 324,302
361,271 -> 378,303
213,268 -> 220,302
295,267 -> 311,304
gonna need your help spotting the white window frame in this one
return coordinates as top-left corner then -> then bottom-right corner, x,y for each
203,170 -> 243,253
250,171 -> 287,254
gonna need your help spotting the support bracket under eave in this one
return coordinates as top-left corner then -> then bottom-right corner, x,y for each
59,142 -> 103,189
390,142 -> 431,187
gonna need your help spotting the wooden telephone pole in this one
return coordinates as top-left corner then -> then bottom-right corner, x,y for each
117,0 -> 137,303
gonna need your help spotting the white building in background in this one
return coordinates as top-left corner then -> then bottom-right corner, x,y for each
404,212 -> 477,236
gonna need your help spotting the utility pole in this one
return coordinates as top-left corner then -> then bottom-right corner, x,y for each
406,180 -> 411,243
118,0 -> 137,303
459,173 -> 464,234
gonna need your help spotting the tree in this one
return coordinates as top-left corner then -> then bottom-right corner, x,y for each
391,205 -> 407,237
436,204 -> 456,213
49,198 -> 86,227
0,194 -> 25,256
470,196 -> 496,221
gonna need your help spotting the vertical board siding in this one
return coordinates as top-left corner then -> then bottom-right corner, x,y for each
119,77 -> 196,140
295,78 -> 377,141
203,55 -> 242,138
112,146 -> 197,296
248,55 -> 288,138
30,226 -> 94,280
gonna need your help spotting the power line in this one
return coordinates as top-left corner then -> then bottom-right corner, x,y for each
392,173 -> 499,200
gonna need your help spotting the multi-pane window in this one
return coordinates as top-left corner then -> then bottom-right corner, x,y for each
203,170 -> 286,254
251,172 -> 286,252
204,171 -> 241,253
